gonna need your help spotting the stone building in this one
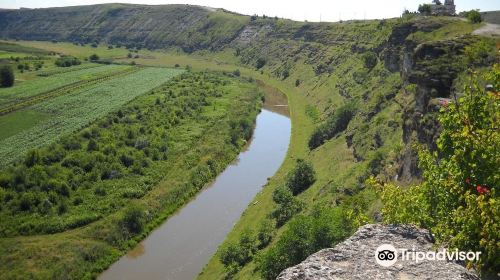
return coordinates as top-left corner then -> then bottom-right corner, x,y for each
430,0 -> 456,16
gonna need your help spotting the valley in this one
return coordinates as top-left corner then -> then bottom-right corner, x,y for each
0,3 -> 498,280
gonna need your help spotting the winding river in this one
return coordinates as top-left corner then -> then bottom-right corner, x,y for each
100,89 -> 291,280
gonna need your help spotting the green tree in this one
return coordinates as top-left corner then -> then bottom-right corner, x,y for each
309,102 -> 356,149
465,10 -> 482,23
258,207 -> 352,279
121,204 -> 146,234
362,51 -> 378,70
89,54 -> 100,61
285,159 -> 316,195
256,57 -> 266,69
370,66 -> 500,271
418,4 -> 432,15
271,186 -> 302,226
0,65 -> 14,87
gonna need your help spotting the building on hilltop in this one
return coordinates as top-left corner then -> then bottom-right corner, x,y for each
430,0 -> 456,16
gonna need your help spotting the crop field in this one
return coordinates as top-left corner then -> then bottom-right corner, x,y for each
0,64 -> 132,108
0,67 -> 183,166
36,63 -> 101,77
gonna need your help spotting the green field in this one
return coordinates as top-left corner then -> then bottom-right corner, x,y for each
0,67 -> 182,166
0,64 -> 131,107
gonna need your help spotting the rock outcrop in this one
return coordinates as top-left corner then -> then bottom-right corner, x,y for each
277,224 -> 479,280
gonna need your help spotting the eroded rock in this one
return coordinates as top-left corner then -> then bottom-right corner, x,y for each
277,224 -> 479,280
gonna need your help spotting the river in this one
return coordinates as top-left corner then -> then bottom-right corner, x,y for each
99,89 -> 291,280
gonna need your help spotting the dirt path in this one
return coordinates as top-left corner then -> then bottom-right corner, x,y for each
472,23 -> 500,37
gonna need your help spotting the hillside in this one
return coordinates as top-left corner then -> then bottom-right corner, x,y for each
0,4 -> 249,52
0,4 -> 498,280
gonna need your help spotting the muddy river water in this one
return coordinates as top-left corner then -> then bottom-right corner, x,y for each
99,89 -> 291,280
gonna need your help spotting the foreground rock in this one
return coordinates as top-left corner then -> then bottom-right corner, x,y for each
277,224 -> 479,280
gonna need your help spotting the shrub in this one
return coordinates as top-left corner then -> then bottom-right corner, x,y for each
370,66 -> 500,272
362,51 -> 377,70
418,4 -> 431,15
233,69 -> 241,77
219,230 -> 257,276
256,57 -> 266,69
271,186 -> 302,226
285,159 -> 316,195
257,219 -> 275,249
308,102 -> 356,149
89,54 -> 100,61
258,207 -> 352,279
465,10 -> 482,23
121,204 -> 146,234
55,56 -> 81,67
0,65 -> 14,87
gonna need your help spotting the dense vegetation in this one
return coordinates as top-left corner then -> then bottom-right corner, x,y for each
0,65 -> 14,87
370,66 -> 499,272
0,69 -> 263,278
308,103 -> 357,149
54,55 -> 81,67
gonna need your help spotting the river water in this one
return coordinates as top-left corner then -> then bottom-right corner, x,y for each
99,90 -> 291,280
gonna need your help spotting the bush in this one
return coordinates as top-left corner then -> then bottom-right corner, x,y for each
219,230 -> 257,276
258,207 -> 353,279
55,56 -> 81,67
308,103 -> 356,149
271,186 -> 302,226
89,54 -> 100,61
418,4 -> 431,15
285,159 -> 316,195
0,65 -> 14,87
370,66 -> 500,272
362,51 -> 377,70
121,204 -> 145,234
465,10 -> 482,23
233,69 -> 241,77
256,58 -> 266,69
257,219 -> 275,249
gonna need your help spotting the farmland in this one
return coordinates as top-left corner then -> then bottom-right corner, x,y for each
0,64 -> 132,108
0,67 -> 182,166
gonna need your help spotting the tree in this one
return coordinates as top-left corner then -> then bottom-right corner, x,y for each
256,57 -> 266,69
272,186 -> 302,226
465,10 -> 482,23
370,66 -> 500,271
418,4 -> 432,15
121,204 -> 145,234
286,159 -> 316,195
89,54 -> 100,61
258,207 -> 352,280
0,65 -> 14,87
362,51 -> 377,70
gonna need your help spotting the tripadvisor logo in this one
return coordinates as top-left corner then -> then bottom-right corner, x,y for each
375,244 -> 397,267
375,244 -> 481,267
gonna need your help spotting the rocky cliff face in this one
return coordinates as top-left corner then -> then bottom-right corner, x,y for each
277,224 -> 479,280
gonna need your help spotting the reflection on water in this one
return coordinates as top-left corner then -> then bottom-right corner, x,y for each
258,80 -> 289,117
99,88 -> 291,280
126,243 -> 145,259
